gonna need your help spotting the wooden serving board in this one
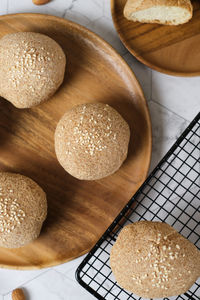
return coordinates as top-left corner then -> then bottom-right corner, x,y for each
0,14 -> 151,269
111,0 -> 200,76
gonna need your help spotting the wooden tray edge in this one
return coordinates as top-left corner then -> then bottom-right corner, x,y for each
0,12 -> 152,269
110,0 -> 200,77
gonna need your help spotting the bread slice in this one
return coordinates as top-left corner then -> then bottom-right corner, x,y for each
124,0 -> 193,25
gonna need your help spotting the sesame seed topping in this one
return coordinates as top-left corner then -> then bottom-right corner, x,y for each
6,42 -> 52,88
66,106 -> 119,156
0,189 -> 25,233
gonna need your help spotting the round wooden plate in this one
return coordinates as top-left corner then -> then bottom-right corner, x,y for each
0,13 -> 151,269
111,0 -> 200,76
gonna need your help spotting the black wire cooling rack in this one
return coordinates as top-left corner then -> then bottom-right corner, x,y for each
76,112 -> 200,300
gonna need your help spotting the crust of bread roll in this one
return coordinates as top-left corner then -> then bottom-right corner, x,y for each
0,32 -> 66,108
0,172 -> 47,248
124,0 -> 193,25
55,103 -> 130,180
110,221 -> 200,298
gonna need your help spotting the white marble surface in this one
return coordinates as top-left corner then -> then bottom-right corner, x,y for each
0,1 -> 199,299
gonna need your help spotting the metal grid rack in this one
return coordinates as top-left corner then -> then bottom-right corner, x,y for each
76,112 -> 200,300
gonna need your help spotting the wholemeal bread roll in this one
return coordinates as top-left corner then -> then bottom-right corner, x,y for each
0,172 -> 47,248
55,103 -> 130,180
110,221 -> 200,298
124,0 -> 193,25
0,32 -> 66,108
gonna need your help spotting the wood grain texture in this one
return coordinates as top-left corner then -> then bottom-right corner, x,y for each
0,13 -> 151,269
111,0 -> 200,76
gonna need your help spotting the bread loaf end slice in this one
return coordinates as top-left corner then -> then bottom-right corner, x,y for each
124,0 -> 193,25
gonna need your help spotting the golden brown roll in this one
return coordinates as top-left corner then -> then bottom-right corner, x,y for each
0,172 -> 47,248
55,103 -> 130,180
110,221 -> 200,298
0,32 -> 66,108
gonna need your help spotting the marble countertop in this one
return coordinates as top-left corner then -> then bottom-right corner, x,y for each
0,1 -> 199,299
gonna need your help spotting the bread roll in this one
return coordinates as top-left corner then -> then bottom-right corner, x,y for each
124,0 -> 193,25
55,103 -> 130,180
0,172 -> 47,248
110,221 -> 200,298
0,32 -> 66,108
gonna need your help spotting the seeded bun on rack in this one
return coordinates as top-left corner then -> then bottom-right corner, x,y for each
110,221 -> 200,298
0,172 -> 47,248
0,32 -> 66,108
55,103 -> 130,180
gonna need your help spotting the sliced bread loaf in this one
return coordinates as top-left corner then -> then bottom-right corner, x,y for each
124,0 -> 193,25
